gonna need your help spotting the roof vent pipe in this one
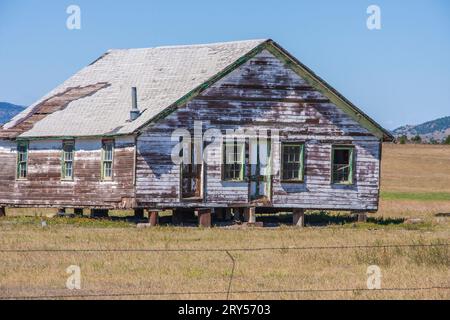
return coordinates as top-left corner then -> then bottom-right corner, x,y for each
130,87 -> 140,121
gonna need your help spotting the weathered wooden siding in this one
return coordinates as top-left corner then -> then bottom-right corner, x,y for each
136,50 -> 381,210
0,136 -> 135,208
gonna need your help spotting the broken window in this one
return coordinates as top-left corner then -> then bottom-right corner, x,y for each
332,146 -> 354,184
101,140 -> 114,180
16,141 -> 29,179
61,141 -> 75,180
281,143 -> 304,182
223,141 -> 245,181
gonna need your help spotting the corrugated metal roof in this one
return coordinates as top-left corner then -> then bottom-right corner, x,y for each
6,39 -> 267,138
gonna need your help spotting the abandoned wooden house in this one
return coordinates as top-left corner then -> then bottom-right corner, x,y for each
0,39 -> 393,226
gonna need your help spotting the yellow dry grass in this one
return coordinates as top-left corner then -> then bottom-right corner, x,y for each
0,144 -> 449,300
381,144 -> 450,193
0,225 -> 448,300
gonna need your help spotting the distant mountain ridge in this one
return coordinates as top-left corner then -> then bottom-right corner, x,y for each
393,116 -> 450,142
0,102 -> 25,126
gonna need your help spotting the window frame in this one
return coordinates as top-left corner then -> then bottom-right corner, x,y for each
61,140 -> 75,181
280,142 -> 305,183
331,145 -> 355,185
222,140 -> 246,182
16,141 -> 29,180
101,140 -> 114,181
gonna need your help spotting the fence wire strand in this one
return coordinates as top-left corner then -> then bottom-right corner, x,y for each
0,243 -> 448,253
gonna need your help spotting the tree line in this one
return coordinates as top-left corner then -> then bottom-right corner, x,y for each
397,135 -> 450,145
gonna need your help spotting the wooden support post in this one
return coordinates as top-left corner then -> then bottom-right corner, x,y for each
148,210 -> 159,227
196,209 -> 211,228
0,207 -> 5,217
357,213 -> 368,223
91,209 -> 109,218
293,209 -> 305,227
247,207 -> 256,224
74,208 -> 83,216
134,208 -> 144,220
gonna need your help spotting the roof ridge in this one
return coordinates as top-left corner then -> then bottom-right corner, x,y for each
108,39 -> 269,52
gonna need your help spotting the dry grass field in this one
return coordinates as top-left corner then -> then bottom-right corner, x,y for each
0,144 -> 449,300
378,144 -> 450,220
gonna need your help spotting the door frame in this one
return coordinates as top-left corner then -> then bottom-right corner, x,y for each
248,136 -> 272,203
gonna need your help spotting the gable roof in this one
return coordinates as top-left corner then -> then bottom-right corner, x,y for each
1,39 -> 393,141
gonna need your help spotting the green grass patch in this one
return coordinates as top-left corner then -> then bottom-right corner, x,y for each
0,216 -> 135,228
381,191 -> 450,201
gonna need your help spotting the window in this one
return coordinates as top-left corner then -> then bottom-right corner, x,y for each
281,143 -> 304,182
61,141 -> 75,180
101,140 -> 114,180
16,141 -> 29,179
223,141 -> 245,181
332,146 -> 354,184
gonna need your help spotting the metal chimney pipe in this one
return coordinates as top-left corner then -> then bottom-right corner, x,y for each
130,87 -> 140,121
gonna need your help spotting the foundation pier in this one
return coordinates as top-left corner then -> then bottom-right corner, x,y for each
357,212 -> 368,223
293,209 -> 305,227
196,208 -> 212,228
148,210 -> 159,227
245,207 -> 256,224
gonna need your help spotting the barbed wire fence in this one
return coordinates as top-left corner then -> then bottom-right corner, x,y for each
0,243 -> 449,300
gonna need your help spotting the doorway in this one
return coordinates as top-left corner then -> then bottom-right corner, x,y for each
249,137 -> 272,202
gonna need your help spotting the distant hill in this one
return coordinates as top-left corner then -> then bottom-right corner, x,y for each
0,102 -> 25,126
393,116 -> 450,142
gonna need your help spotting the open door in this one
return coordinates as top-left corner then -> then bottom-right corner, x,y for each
249,137 -> 272,203
181,141 -> 203,200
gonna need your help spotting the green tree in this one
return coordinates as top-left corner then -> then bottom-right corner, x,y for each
411,135 -> 422,144
443,135 -> 450,145
398,135 -> 408,144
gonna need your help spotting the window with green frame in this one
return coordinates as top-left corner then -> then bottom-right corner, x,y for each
223,141 -> 245,181
331,146 -> 354,184
281,143 -> 304,182
16,141 -> 29,179
101,140 -> 114,180
61,141 -> 75,180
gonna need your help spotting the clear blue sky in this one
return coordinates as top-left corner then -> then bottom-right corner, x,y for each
1,0 -> 449,129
